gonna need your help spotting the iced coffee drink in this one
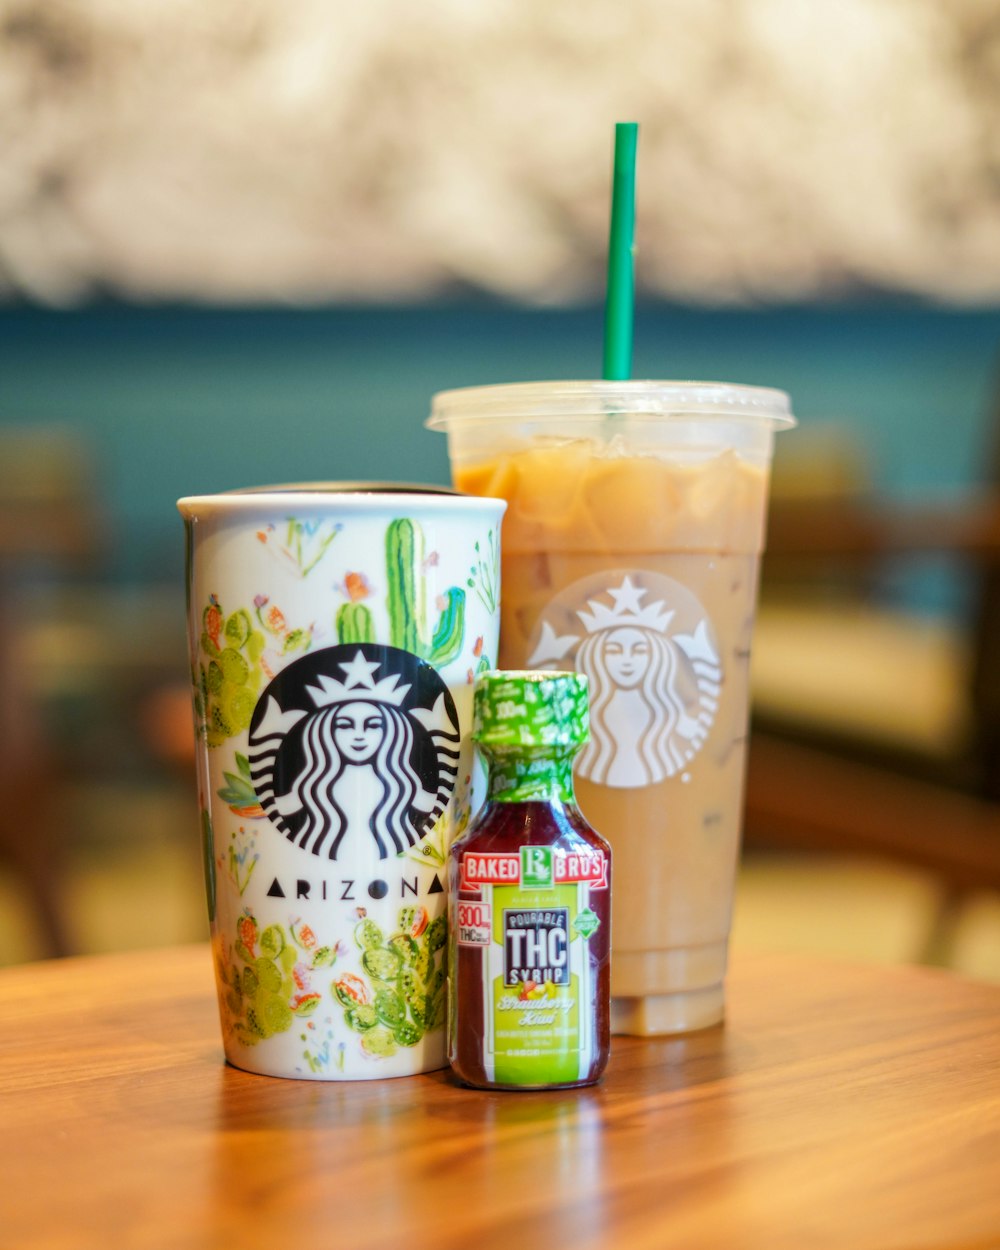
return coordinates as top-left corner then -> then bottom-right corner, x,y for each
428,381 -> 794,1035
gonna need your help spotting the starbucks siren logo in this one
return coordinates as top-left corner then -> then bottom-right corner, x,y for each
526,574 -> 722,788
248,643 -> 460,859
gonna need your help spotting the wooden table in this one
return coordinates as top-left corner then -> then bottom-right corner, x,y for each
2,946 -> 998,1249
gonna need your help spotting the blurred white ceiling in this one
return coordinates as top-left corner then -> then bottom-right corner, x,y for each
1,0 -> 999,305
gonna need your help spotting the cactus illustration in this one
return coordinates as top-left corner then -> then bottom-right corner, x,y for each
196,598 -> 266,746
336,601 -> 376,645
467,528 -> 499,614
335,518 -> 466,665
426,587 -> 464,666
219,914 -> 335,1048
385,518 -> 425,654
387,518 -> 465,665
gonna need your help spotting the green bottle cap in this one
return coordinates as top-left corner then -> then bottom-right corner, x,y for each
473,670 -> 590,749
473,671 -> 589,802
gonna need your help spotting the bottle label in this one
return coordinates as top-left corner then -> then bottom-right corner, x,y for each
458,846 -> 607,1086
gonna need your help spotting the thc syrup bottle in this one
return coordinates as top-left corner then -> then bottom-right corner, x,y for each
448,671 -> 611,1090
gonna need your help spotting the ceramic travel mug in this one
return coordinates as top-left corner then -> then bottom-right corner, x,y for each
177,485 -> 505,1079
428,381 -> 795,1036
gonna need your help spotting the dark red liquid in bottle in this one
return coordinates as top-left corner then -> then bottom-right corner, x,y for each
449,798 -> 611,1089
447,670 -> 611,1091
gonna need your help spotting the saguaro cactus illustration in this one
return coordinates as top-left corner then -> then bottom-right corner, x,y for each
335,518 -> 465,665
335,601 -> 376,645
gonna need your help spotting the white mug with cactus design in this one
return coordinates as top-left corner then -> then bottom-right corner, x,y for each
177,485 -> 504,1079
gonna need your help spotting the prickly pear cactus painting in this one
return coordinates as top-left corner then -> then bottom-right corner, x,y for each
194,596 -> 314,746
195,600 -> 263,746
330,907 -> 447,1060
216,911 -> 342,1048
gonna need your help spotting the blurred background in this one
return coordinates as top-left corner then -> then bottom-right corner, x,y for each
1,0 -> 999,976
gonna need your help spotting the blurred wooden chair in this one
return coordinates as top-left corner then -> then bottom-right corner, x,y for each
0,427 -> 105,957
745,445 -> 1000,956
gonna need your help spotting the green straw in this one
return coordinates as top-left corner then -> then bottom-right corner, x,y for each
602,121 -> 639,381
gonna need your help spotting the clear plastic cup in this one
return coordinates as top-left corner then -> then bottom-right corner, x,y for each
428,381 -> 795,1034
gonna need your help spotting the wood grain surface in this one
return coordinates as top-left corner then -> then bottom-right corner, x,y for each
1,945 -> 998,1250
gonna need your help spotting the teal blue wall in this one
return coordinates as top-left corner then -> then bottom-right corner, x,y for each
2,303 -> 998,608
